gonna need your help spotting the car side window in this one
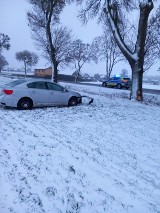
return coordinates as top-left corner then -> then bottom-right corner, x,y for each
47,82 -> 64,91
27,82 -> 47,89
27,82 -> 35,88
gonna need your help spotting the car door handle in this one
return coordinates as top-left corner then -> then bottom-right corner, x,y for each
32,91 -> 36,94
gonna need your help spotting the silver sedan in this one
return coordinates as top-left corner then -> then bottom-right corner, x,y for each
0,79 -> 82,110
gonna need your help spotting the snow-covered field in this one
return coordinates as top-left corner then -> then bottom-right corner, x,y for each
143,83 -> 160,90
82,81 -> 160,91
0,76 -> 160,213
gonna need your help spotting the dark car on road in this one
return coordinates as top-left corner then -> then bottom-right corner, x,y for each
102,76 -> 131,89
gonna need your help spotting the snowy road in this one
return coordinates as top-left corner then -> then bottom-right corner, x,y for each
0,78 -> 160,213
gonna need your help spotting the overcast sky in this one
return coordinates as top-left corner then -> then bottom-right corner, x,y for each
0,0 -> 159,76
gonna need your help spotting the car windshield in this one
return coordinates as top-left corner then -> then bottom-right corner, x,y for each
5,79 -> 27,87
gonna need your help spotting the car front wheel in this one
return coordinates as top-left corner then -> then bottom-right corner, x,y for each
17,98 -> 33,110
68,97 -> 78,106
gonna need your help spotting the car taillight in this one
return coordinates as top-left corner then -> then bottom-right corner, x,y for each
2,89 -> 13,95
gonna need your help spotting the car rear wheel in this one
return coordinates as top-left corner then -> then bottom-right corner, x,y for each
116,83 -> 122,89
17,98 -> 33,110
68,97 -> 78,106
102,82 -> 107,87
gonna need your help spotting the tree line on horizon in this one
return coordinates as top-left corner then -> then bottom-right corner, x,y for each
0,0 -> 160,101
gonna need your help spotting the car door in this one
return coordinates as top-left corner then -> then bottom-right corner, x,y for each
27,81 -> 50,106
107,78 -> 115,87
47,82 -> 69,106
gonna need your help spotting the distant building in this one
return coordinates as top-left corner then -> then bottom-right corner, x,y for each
34,67 -> 52,77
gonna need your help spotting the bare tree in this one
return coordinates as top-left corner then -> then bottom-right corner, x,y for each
120,68 -> 128,77
32,25 -> 74,75
71,0 -> 157,101
106,1 -> 154,101
27,0 -> 65,82
0,54 -> 8,73
94,31 -> 124,79
0,33 -> 10,52
124,7 -> 160,73
15,50 -> 39,78
145,5 -> 160,71
70,39 -> 98,82
0,33 -> 10,73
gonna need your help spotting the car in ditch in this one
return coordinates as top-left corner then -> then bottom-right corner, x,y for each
102,76 -> 131,89
0,79 -> 93,110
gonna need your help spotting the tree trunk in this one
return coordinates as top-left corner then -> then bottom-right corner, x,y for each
130,62 -> 143,100
24,63 -> 27,78
51,63 -> 54,82
75,73 -> 79,83
45,6 -> 58,83
75,68 -> 80,83
53,62 -> 58,83
75,76 -> 77,83
106,54 -> 109,79
131,2 -> 153,100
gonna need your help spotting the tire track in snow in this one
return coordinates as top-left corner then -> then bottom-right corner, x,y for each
0,90 -> 160,213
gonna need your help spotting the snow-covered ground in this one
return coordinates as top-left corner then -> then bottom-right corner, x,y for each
0,76 -> 160,213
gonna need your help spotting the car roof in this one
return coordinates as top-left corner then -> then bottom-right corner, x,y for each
24,78 -> 53,82
3,78 -> 56,88
18,78 -> 56,84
